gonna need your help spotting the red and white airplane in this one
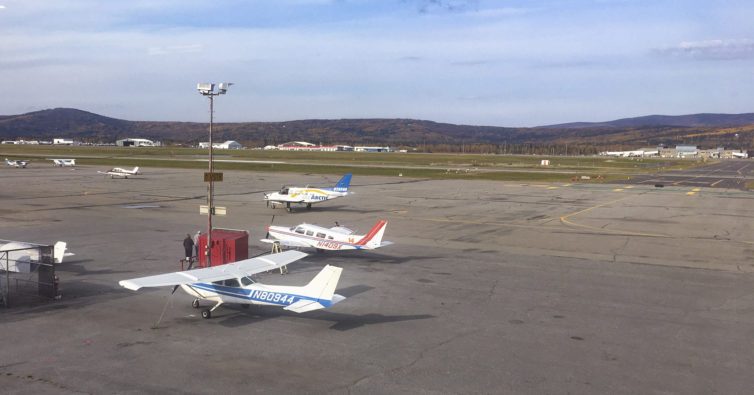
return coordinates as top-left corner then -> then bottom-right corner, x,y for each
261,220 -> 392,251
98,166 -> 140,178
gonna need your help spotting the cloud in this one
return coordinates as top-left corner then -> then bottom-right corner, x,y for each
655,39 -> 754,60
147,44 -> 203,56
408,0 -> 479,14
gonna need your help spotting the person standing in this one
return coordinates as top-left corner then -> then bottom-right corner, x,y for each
183,234 -> 194,262
193,231 -> 201,258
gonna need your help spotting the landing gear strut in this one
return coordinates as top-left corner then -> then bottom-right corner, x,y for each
201,301 -> 223,319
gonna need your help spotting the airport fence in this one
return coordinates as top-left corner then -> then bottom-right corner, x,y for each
0,242 -> 57,308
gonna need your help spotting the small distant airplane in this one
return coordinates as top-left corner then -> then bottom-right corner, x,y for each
5,158 -> 30,168
264,174 -> 352,212
0,241 -> 74,273
98,166 -> 140,178
118,250 -> 345,319
51,158 -> 76,167
261,220 -> 393,251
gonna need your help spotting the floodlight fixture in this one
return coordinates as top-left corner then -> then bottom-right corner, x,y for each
197,83 -> 215,95
218,82 -> 233,94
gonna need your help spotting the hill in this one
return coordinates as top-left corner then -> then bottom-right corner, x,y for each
1,108 -> 754,153
541,113 -> 754,128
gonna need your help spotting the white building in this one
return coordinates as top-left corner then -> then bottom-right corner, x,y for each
198,141 -> 243,149
116,138 -> 160,147
53,138 -> 78,145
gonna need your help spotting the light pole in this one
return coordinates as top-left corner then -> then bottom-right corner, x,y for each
197,82 -> 232,267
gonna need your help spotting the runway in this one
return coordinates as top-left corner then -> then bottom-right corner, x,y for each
613,159 -> 754,189
0,165 -> 753,393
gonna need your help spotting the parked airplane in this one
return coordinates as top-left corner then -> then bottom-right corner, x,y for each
264,174 -> 352,212
0,241 -> 74,273
5,158 -> 30,168
261,220 -> 392,251
98,166 -> 140,178
118,250 -> 345,319
51,158 -> 76,167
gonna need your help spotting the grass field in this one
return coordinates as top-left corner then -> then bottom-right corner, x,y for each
1,145 -> 708,183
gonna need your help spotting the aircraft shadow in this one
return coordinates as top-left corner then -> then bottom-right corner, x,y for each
302,252 -> 440,265
216,308 -> 434,331
60,259 -> 131,276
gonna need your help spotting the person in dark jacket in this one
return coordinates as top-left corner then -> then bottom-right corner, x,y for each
183,234 -> 194,262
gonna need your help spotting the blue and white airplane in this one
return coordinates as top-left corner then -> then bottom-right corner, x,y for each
118,250 -> 345,319
264,174 -> 352,212
50,158 -> 76,167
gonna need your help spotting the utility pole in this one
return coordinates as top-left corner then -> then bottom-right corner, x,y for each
197,82 -> 232,267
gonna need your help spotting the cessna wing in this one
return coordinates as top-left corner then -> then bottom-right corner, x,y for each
119,250 -> 307,291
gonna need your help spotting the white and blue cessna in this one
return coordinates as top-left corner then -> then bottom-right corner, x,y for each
264,174 -> 352,212
119,250 -> 345,319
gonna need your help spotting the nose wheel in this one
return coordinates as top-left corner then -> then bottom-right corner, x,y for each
192,299 -> 200,309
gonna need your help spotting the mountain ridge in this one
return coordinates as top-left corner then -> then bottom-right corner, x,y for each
2,108 -> 754,152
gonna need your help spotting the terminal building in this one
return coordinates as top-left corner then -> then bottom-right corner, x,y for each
116,138 -> 161,147
600,145 -> 748,159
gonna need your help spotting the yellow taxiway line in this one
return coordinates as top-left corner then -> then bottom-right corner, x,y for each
560,195 -> 668,237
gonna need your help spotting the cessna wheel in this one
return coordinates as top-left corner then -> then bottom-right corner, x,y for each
201,309 -> 211,319
192,299 -> 200,308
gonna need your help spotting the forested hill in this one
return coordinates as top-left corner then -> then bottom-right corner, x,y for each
2,108 -> 754,152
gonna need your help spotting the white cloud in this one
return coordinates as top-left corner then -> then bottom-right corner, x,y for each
148,44 -> 203,56
656,39 -> 754,60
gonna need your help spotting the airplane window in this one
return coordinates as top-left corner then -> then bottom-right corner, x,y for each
289,227 -> 296,231
224,279 -> 240,287
212,280 -> 223,285
295,228 -> 305,234
305,230 -> 314,236
316,233 -> 326,238
280,188 -> 288,195
241,276 -> 255,286
327,235 -> 334,240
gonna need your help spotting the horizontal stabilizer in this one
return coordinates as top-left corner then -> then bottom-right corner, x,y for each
284,293 -> 346,313
284,300 -> 325,313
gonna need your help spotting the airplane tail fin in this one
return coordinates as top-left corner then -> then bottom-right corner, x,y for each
284,265 -> 344,313
53,241 -> 72,264
133,167 -> 140,174
355,220 -> 388,249
333,174 -> 352,192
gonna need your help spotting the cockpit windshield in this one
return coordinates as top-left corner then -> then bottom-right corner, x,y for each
241,276 -> 256,286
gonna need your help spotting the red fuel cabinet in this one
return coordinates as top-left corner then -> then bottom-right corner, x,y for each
197,228 -> 249,268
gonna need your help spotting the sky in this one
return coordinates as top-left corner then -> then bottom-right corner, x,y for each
1,0 -> 754,127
